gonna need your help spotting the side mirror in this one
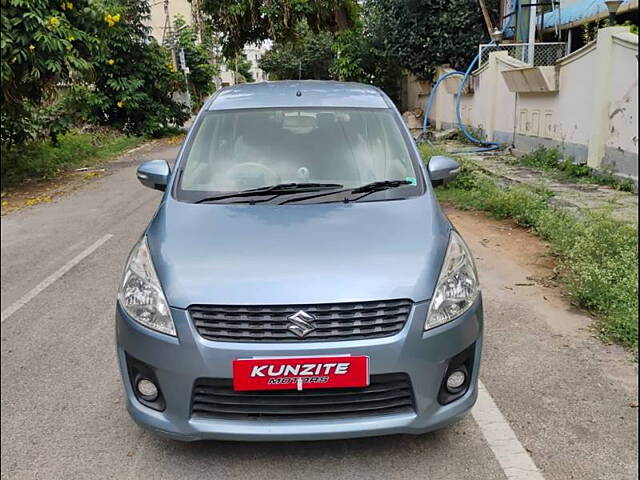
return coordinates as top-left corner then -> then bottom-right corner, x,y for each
137,160 -> 170,191
428,156 -> 460,185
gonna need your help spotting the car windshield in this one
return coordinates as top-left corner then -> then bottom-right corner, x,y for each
176,107 -> 422,203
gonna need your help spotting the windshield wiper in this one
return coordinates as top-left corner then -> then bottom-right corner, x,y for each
280,180 -> 412,205
194,183 -> 343,204
350,180 -> 412,194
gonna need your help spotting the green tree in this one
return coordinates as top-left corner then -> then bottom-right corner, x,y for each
1,0 -> 106,146
199,0 -> 356,56
352,1 -> 403,102
174,17 -> 219,110
76,0 -> 190,136
226,54 -> 254,83
258,22 -> 334,80
257,9 -> 403,104
372,0 -> 494,80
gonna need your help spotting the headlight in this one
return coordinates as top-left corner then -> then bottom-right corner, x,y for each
118,236 -> 176,336
425,230 -> 479,330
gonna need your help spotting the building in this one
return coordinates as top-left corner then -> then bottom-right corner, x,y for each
426,24 -> 638,183
147,1 -> 269,87
422,1 -> 639,183
218,43 -> 270,87
243,43 -> 270,83
148,0 -> 200,45
500,0 -> 638,51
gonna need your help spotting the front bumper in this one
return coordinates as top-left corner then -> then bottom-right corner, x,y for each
115,297 -> 483,441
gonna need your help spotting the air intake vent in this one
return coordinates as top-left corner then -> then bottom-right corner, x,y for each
191,373 -> 415,420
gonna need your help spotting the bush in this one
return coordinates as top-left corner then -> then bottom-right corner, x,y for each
425,148 -> 639,350
1,0 -> 107,146
75,0 -> 190,136
0,129 -> 143,189
517,147 -> 635,192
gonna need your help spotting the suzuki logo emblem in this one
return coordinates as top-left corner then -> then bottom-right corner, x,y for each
287,310 -> 317,338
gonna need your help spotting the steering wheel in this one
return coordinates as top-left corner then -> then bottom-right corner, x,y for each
227,162 -> 280,187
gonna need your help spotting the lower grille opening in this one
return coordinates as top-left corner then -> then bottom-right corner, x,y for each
191,373 -> 415,420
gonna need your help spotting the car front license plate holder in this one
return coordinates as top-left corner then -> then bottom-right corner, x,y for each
232,355 -> 369,391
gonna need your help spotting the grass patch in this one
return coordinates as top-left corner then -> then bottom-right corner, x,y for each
450,126 -> 485,145
514,147 -> 635,192
420,144 -> 639,351
1,129 -> 145,190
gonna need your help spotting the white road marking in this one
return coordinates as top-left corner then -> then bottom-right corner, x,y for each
1,234 -> 113,323
473,380 -> 545,480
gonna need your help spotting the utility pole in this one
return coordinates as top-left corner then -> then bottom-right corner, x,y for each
162,0 -> 177,69
190,0 -> 203,43
178,47 -> 192,111
527,0 -> 537,64
234,55 -> 238,84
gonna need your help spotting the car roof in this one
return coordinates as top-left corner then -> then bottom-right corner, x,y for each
206,80 -> 390,111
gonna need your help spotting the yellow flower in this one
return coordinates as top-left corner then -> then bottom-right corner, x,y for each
104,13 -> 119,27
106,58 -> 115,65
28,44 -> 35,51
66,2 -> 73,9
49,16 -> 60,28
67,35 -> 75,41
117,100 -> 125,108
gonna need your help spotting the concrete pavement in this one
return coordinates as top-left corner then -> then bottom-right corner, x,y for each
1,140 -> 637,479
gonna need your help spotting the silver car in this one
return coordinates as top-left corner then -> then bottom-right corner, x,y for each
116,81 -> 482,441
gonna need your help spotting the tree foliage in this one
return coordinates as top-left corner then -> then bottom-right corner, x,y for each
258,22 -> 334,80
226,54 -> 255,83
352,1 -> 403,102
372,0 -> 494,80
1,0 -> 106,145
59,1 -> 189,137
1,0 -> 194,146
174,17 -> 219,109
257,6 -> 403,103
199,0 -> 357,56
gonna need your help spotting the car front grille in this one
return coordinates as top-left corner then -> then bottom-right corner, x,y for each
189,299 -> 412,342
191,373 -> 415,420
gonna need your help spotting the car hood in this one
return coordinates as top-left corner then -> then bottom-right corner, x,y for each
147,195 -> 451,309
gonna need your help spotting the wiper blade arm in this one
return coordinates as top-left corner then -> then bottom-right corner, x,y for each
346,180 -> 412,202
194,183 -> 343,203
351,180 -> 412,193
243,182 -> 343,193
280,180 -> 412,205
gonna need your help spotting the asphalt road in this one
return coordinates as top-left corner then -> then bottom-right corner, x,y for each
1,140 -> 637,480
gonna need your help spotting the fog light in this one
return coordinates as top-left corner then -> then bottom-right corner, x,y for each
137,378 -> 158,400
446,370 -> 466,392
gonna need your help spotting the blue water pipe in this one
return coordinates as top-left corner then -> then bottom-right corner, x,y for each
422,51 -> 500,153
453,49 -> 501,152
422,70 -> 464,132
422,1 -> 525,153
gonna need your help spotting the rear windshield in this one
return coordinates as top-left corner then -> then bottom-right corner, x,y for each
175,107 -> 423,203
